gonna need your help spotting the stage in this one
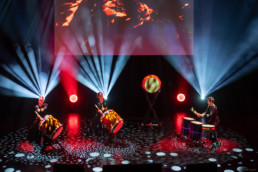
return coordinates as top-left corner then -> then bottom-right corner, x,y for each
1,0 -> 258,171
0,115 -> 257,172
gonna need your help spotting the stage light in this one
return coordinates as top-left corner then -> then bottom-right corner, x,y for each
177,93 -> 185,102
0,45 -> 61,99
77,56 -> 130,99
164,0 -> 258,98
201,95 -> 205,100
70,94 -> 78,103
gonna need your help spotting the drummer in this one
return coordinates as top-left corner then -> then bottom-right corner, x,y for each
192,96 -> 219,143
93,92 -> 108,138
35,96 -> 48,115
96,92 -> 108,114
193,96 -> 219,126
27,96 -> 48,144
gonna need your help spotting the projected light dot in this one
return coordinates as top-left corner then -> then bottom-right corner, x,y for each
233,148 -> 242,152
121,160 -> 130,164
224,170 -> 234,172
45,165 -> 51,168
70,94 -> 78,103
92,167 -> 102,172
103,154 -> 111,158
245,148 -> 253,151
156,152 -> 166,156
4,168 -> 14,172
50,159 -> 58,163
90,152 -> 100,157
208,158 -> 217,162
177,93 -> 185,102
147,159 -> 153,163
237,166 -> 248,172
145,151 -> 151,154
171,166 -> 181,171
170,153 -> 178,157
15,153 -> 25,158
232,156 -> 238,159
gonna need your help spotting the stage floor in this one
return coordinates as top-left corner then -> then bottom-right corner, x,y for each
0,118 -> 257,172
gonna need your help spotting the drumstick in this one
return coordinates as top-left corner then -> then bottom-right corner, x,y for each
35,111 -> 43,121
95,104 -> 103,114
190,107 -> 196,114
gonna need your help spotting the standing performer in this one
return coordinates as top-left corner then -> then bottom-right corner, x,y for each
27,96 -> 48,144
93,92 -> 108,138
191,96 -> 219,126
191,96 -> 219,144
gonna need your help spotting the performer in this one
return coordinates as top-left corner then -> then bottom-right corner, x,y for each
35,96 -> 48,115
191,96 -> 219,126
93,92 -> 108,138
191,96 -> 219,144
27,96 -> 48,144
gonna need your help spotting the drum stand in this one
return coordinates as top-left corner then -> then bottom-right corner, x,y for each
41,135 -> 63,152
143,90 -> 161,127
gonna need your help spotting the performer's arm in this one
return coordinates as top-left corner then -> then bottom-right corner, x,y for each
40,103 -> 48,112
191,107 -> 204,117
35,103 -> 48,112
35,105 -> 40,112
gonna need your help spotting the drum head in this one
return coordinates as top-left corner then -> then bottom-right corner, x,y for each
51,125 -> 63,140
183,117 -> 194,121
202,124 -> 215,127
191,121 -> 202,125
112,120 -> 124,134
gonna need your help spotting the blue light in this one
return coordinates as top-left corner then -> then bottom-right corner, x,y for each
164,1 -> 258,98
0,45 -> 61,99
77,55 -> 130,98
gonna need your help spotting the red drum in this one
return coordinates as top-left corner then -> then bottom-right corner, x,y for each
181,117 -> 195,136
100,109 -> 123,134
38,115 -> 63,140
189,121 -> 203,141
202,124 -> 216,139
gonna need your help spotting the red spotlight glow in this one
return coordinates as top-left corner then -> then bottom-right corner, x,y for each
70,94 -> 78,103
177,93 -> 185,102
68,114 -> 79,137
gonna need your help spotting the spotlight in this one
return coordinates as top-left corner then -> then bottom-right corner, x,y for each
70,94 -> 78,103
177,93 -> 185,102
201,95 -> 205,100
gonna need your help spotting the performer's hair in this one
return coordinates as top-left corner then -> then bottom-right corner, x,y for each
97,92 -> 103,98
207,96 -> 214,103
39,96 -> 44,101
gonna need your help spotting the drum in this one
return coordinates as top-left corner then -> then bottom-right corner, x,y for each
38,115 -> 63,140
202,124 -> 216,139
181,117 -> 195,136
100,109 -> 123,134
189,121 -> 203,141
